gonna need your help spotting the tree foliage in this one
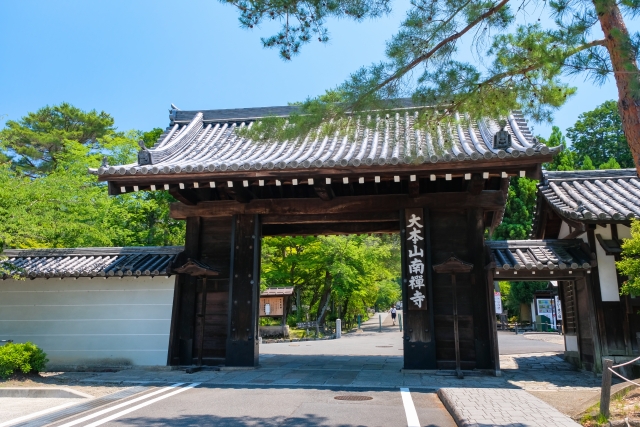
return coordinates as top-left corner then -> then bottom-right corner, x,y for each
261,234 -> 400,325
618,220 -> 640,296
566,100 -> 632,168
492,176 -> 537,240
541,126 -> 578,171
0,103 -> 115,177
0,104 -> 184,249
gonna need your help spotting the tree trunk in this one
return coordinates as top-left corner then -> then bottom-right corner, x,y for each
316,271 -> 333,324
594,0 -> 640,173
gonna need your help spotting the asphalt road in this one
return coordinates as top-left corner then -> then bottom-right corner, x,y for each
47,385 -> 456,427
497,331 -> 564,355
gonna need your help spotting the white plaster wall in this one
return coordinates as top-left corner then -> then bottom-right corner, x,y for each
0,276 -> 175,367
558,221 -> 571,239
595,224 -> 620,302
619,225 -> 632,240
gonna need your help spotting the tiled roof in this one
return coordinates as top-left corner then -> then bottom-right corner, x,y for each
95,104 -> 553,178
1,246 -> 183,279
261,287 -> 295,297
486,240 -> 596,271
538,169 -> 640,221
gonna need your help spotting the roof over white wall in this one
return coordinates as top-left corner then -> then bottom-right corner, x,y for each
2,246 -> 183,279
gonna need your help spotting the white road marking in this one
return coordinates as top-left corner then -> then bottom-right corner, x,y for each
83,383 -> 200,427
0,400 -> 81,427
57,383 -> 185,427
400,387 -> 421,427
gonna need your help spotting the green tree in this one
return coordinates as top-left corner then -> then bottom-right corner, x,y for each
142,128 -> 164,148
581,155 -> 596,170
566,100 -> 632,168
0,104 -> 184,249
542,126 -> 577,171
599,157 -> 621,169
0,103 -> 114,176
261,234 -> 400,326
224,0 -> 640,174
492,177 -> 537,240
618,219 -> 640,296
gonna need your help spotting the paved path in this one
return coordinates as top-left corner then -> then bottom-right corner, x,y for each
40,386 -> 456,427
498,331 -> 564,354
438,388 -> 580,427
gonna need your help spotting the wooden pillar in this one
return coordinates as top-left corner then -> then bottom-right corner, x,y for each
468,207 -> 492,369
401,208 -> 437,369
226,214 -> 261,367
485,268 -> 501,375
167,217 -> 201,365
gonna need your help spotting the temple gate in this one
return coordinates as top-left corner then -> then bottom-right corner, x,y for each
97,103 -> 556,371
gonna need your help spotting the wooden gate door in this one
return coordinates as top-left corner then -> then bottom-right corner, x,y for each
194,278 -> 229,365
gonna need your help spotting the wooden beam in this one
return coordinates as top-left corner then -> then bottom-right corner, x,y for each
262,212 -> 399,225
169,188 -> 199,206
313,184 -> 334,201
262,221 -> 399,236
222,184 -> 254,203
170,190 -> 507,219
408,180 -> 420,198
467,173 -> 485,195
564,228 -> 587,240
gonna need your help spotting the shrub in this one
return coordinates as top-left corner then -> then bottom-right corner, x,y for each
0,342 -> 49,379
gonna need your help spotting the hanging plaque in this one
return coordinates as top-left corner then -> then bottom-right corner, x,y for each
405,209 -> 428,311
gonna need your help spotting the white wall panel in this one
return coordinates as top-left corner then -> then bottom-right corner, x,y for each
619,225 -> 632,240
595,225 -> 621,302
0,276 -> 175,367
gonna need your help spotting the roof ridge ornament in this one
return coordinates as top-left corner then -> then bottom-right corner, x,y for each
493,124 -> 512,150
137,139 -> 152,165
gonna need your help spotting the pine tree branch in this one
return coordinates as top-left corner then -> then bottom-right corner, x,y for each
356,0 -> 512,106
481,38 -> 607,87
447,38 -> 607,113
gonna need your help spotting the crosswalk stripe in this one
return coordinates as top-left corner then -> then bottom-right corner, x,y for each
57,383 -> 185,427
83,383 -> 200,427
400,387 -> 421,427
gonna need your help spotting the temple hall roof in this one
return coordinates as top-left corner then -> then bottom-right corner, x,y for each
536,169 -> 640,223
1,246 -> 183,279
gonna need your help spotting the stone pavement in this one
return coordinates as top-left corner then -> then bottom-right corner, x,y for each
438,388 -> 581,427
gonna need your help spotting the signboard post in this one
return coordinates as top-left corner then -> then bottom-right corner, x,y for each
404,210 -> 427,311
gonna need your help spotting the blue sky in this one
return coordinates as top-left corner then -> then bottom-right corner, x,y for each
0,0 -> 627,140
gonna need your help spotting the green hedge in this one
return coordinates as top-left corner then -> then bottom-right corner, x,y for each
0,342 -> 49,379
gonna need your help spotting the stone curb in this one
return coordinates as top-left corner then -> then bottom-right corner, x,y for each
76,379 -> 440,392
0,387 -> 93,398
436,389 -> 464,427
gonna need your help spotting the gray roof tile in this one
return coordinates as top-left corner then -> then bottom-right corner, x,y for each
486,240 -> 595,271
538,169 -> 640,222
96,104 -> 554,178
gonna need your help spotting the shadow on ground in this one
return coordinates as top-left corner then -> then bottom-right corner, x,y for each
117,414 -> 443,427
